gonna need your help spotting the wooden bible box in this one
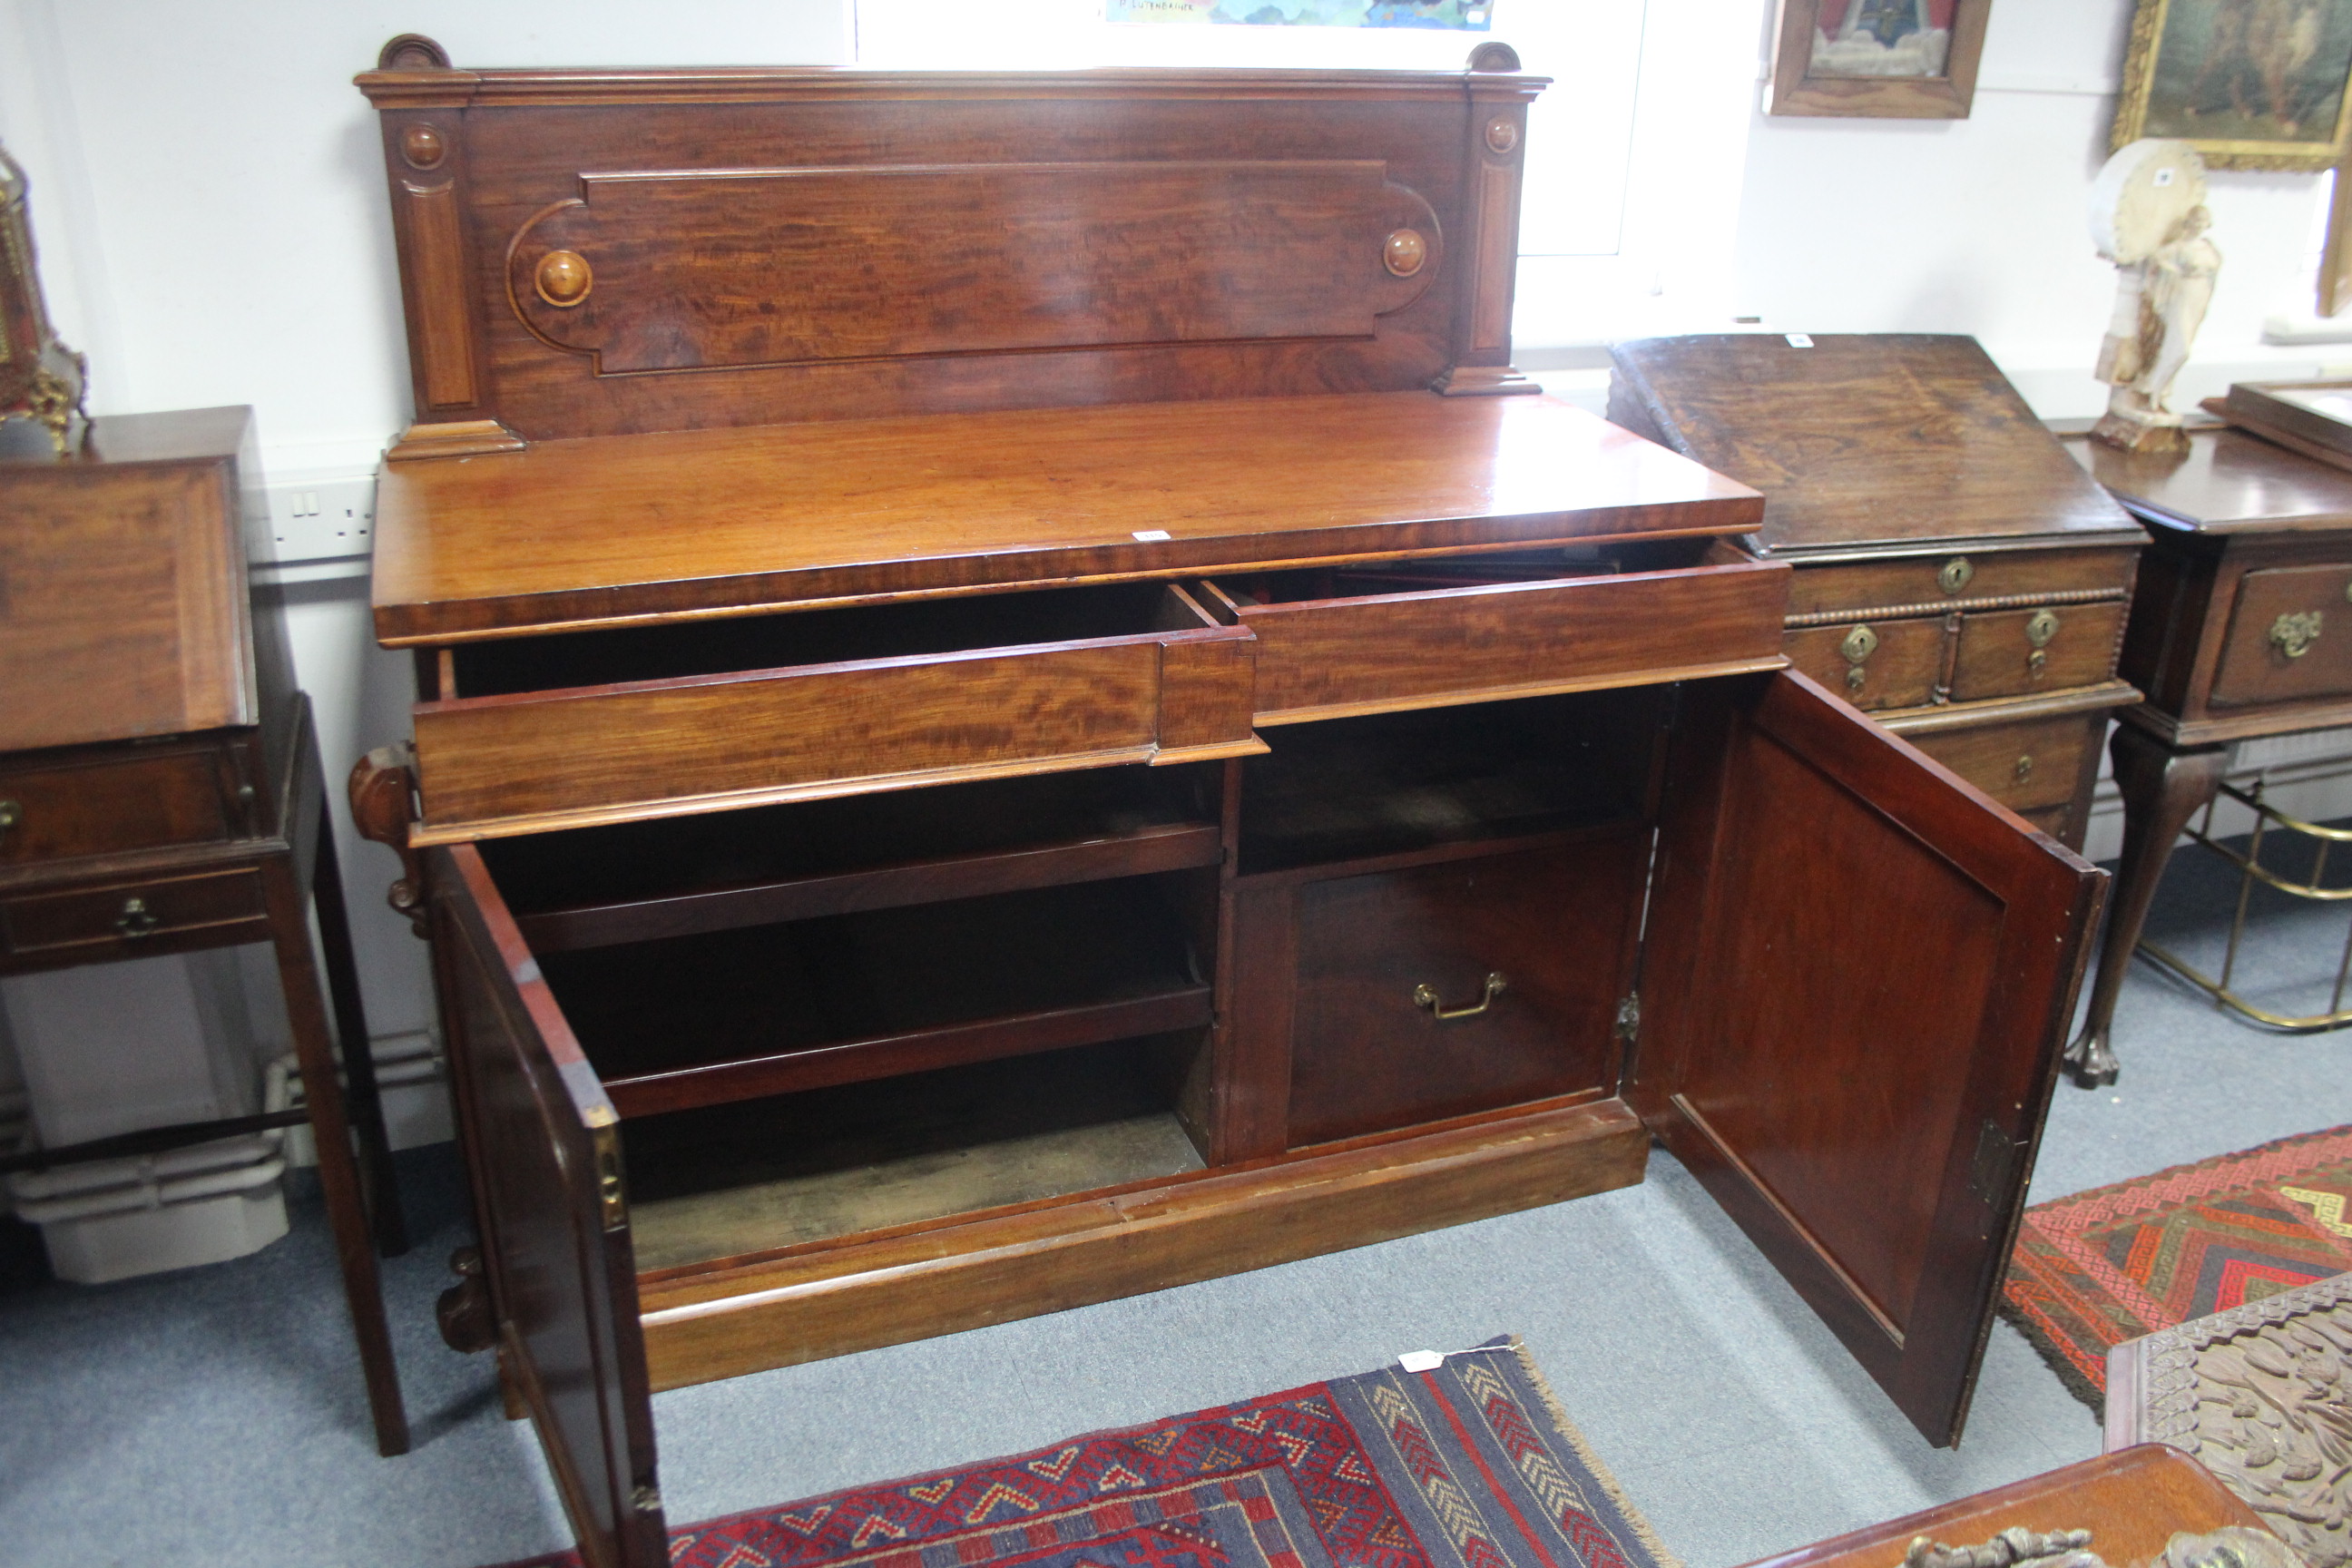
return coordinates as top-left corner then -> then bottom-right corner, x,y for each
1607,334 -> 2147,851
350,40 -> 2105,1565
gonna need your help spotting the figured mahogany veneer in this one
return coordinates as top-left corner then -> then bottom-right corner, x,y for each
353,47 -> 2106,1566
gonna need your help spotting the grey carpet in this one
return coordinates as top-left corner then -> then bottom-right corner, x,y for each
5,832 -> 2351,1568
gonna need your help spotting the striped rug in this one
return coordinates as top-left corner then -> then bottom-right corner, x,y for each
2002,1124 -> 2352,1408
501,1338 -> 1674,1568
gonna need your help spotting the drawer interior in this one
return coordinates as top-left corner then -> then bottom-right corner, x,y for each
447,581 -> 1210,698
622,1036 -> 1204,1272
1205,540 -> 1709,610
1237,688 -> 1662,874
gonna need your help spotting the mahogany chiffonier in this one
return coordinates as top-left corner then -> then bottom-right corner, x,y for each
1606,335 -> 2146,854
348,38 -> 2106,1564
2062,426 -> 2352,1084
0,407 -> 409,1454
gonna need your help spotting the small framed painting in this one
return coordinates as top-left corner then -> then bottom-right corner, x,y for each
2112,0 -> 2352,172
1768,0 -> 1993,119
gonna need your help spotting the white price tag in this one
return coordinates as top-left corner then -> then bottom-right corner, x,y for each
1397,1350 -> 1446,1373
1785,333 -> 1815,348
1132,529 -> 1171,542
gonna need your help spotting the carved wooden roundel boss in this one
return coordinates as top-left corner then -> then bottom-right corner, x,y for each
1384,229 -> 1428,278
534,250 -> 593,308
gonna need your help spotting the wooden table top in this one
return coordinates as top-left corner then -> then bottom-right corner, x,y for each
2067,426 -> 2352,536
370,391 -> 1762,644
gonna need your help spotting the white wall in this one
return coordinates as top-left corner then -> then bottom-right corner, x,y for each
3,0 -> 2347,1112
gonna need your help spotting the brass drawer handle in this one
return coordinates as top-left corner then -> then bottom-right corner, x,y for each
2272,611 -> 2324,659
0,799 -> 16,845
2026,609 -> 2059,677
113,897 -> 160,938
1414,972 -> 1506,1021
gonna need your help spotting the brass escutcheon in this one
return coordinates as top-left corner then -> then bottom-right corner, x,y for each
1383,228 -> 1428,278
2271,610 -> 2324,659
1414,972 -> 1506,1021
113,897 -> 160,938
2026,608 -> 2060,647
1939,557 -> 1975,595
1839,623 -> 1878,663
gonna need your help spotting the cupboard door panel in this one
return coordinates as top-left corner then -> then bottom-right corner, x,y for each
435,844 -> 666,1568
1632,671 -> 2102,1447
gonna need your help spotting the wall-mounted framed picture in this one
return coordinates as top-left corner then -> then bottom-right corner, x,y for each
1768,0 -> 1993,118
2112,0 -> 2352,171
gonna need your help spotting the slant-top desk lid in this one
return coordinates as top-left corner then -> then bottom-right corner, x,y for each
1606,334 -> 2141,559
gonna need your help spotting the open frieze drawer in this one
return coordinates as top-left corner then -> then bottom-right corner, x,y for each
349,41 -> 2108,1568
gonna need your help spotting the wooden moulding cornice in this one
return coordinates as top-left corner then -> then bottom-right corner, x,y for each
387,419 -> 526,463
357,64 -> 1553,111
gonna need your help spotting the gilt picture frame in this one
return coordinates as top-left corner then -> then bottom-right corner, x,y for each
1768,0 -> 1993,119
2112,0 -> 2352,172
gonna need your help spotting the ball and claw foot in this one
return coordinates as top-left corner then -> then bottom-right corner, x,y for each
2063,1028 -> 2120,1089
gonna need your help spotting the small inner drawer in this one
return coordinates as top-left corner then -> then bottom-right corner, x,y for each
1,867 -> 269,958
1949,603 -> 2126,703
1782,546 -> 2137,620
1783,616 -> 1945,711
0,747 -> 236,867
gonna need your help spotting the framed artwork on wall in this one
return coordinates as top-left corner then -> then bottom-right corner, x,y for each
1768,0 -> 1993,118
2112,0 -> 2352,171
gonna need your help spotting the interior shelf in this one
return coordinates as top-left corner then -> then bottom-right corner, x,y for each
481,766 -> 1219,952
623,1038 -> 1206,1271
537,877 -> 1209,1117
1237,688 -> 1663,874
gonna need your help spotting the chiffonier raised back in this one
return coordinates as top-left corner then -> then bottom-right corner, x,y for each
348,37 -> 2102,1568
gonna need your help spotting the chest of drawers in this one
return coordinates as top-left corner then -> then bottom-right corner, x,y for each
349,41 -> 2105,1565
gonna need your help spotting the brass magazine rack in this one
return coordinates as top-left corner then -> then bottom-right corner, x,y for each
2141,779 -> 2352,1031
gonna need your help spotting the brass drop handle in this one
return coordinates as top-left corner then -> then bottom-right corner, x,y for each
113,897 -> 160,938
0,799 -> 16,846
1414,972 -> 1506,1021
2272,611 -> 2324,659
2014,755 -> 2034,784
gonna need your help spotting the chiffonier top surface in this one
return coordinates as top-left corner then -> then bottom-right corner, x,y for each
2071,426 -> 2352,536
370,390 -> 1762,644
1609,334 -> 2141,560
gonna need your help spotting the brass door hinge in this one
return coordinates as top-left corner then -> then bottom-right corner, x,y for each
1968,1119 -> 2021,1209
1615,993 -> 1642,1045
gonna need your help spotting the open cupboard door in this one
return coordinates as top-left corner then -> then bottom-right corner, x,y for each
1631,671 -> 2104,1447
432,844 -> 666,1568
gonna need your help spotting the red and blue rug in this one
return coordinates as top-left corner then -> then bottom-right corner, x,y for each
509,1338 -> 1675,1568
2002,1124 -> 2352,1408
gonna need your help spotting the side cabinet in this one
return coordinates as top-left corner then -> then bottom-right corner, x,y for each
401,664 -> 2099,1568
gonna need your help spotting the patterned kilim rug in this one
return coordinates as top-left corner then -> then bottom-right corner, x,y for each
2002,1123 -> 2352,1409
500,1337 -> 1676,1568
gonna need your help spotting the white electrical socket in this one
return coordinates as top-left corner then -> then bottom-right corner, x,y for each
256,475 -> 377,565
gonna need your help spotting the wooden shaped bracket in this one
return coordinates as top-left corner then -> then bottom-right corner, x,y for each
349,741 -> 429,937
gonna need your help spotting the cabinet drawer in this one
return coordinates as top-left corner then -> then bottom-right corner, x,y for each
2210,564 -> 2352,709
1950,603 -> 2126,702
1783,546 -> 2136,619
1281,835 -> 1643,1148
413,583 -> 1258,843
1785,617 -> 1944,710
1196,554 -> 1788,725
1905,714 -> 2100,814
0,745 -> 239,867
1,867 -> 269,960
